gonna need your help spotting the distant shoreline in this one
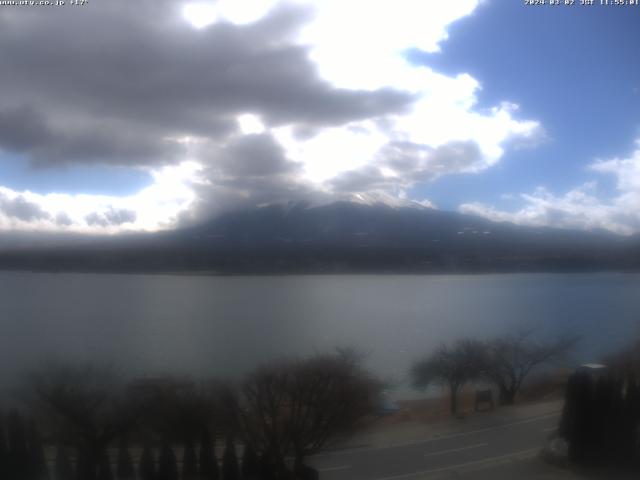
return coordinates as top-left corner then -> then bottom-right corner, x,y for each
0,266 -> 639,277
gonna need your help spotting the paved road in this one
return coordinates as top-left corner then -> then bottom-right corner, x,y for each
309,411 -> 563,480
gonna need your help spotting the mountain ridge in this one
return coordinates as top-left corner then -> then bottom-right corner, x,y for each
0,201 -> 638,274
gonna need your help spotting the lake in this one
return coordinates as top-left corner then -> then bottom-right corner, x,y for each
1,272 -> 639,397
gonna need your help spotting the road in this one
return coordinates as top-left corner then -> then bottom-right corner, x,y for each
309,410 -> 564,480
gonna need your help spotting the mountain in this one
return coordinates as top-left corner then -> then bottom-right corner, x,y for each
0,202 -> 638,273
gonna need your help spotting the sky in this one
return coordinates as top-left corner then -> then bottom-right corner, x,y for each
0,0 -> 639,235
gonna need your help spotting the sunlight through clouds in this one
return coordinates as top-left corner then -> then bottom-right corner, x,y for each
272,122 -> 389,184
0,0 -> 541,233
298,0 -> 481,91
183,0 -> 280,27
182,2 -> 219,29
237,114 -> 267,136
0,162 -> 202,233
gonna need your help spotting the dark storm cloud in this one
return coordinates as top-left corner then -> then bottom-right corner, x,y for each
0,105 -> 184,165
0,193 -> 51,222
210,134 -> 300,177
167,131 -> 306,223
0,106 -> 53,153
177,128 -> 338,224
0,0 -> 412,168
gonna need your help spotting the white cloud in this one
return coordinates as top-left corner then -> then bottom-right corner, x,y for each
589,140 -> 640,191
460,139 -> 640,235
182,2 -> 220,29
237,114 -> 267,135
269,0 -> 541,193
273,121 -> 389,184
298,0 -> 480,91
0,162 -> 202,233
183,0 -> 281,27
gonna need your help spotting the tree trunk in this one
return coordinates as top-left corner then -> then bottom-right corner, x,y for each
294,454 -> 318,480
450,384 -> 459,416
293,454 -> 304,479
294,452 -> 303,472
499,386 -> 516,406
77,446 -> 100,480
260,449 -> 289,480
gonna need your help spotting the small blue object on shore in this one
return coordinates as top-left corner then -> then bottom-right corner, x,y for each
377,391 -> 400,415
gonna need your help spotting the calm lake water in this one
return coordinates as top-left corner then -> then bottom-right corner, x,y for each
1,272 -> 639,396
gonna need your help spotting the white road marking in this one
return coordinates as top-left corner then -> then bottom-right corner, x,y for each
373,447 -> 540,480
424,442 -> 488,457
317,465 -> 351,472
315,412 -> 559,457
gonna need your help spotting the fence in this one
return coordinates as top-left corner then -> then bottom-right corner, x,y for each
0,410 -> 317,480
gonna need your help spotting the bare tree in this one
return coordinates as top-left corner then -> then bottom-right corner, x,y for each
54,445 -> 73,480
116,439 -> 135,480
482,332 -> 578,405
222,437 -> 240,480
229,350 -> 383,476
28,363 -> 141,480
287,350 -> 382,471
198,426 -> 220,480
182,438 -> 198,480
0,413 -> 7,479
6,409 -> 30,480
132,376 -> 221,443
138,443 -> 156,480
411,339 -> 486,416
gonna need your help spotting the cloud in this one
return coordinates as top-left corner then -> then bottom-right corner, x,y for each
55,213 -> 73,227
85,208 -> 137,228
383,140 -> 484,181
0,163 -> 200,233
208,133 -> 300,178
0,105 -> 185,166
0,1 -> 410,167
329,140 -> 484,196
0,191 -> 51,223
0,105 -> 53,153
459,139 -> 640,235
0,0 -> 541,233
